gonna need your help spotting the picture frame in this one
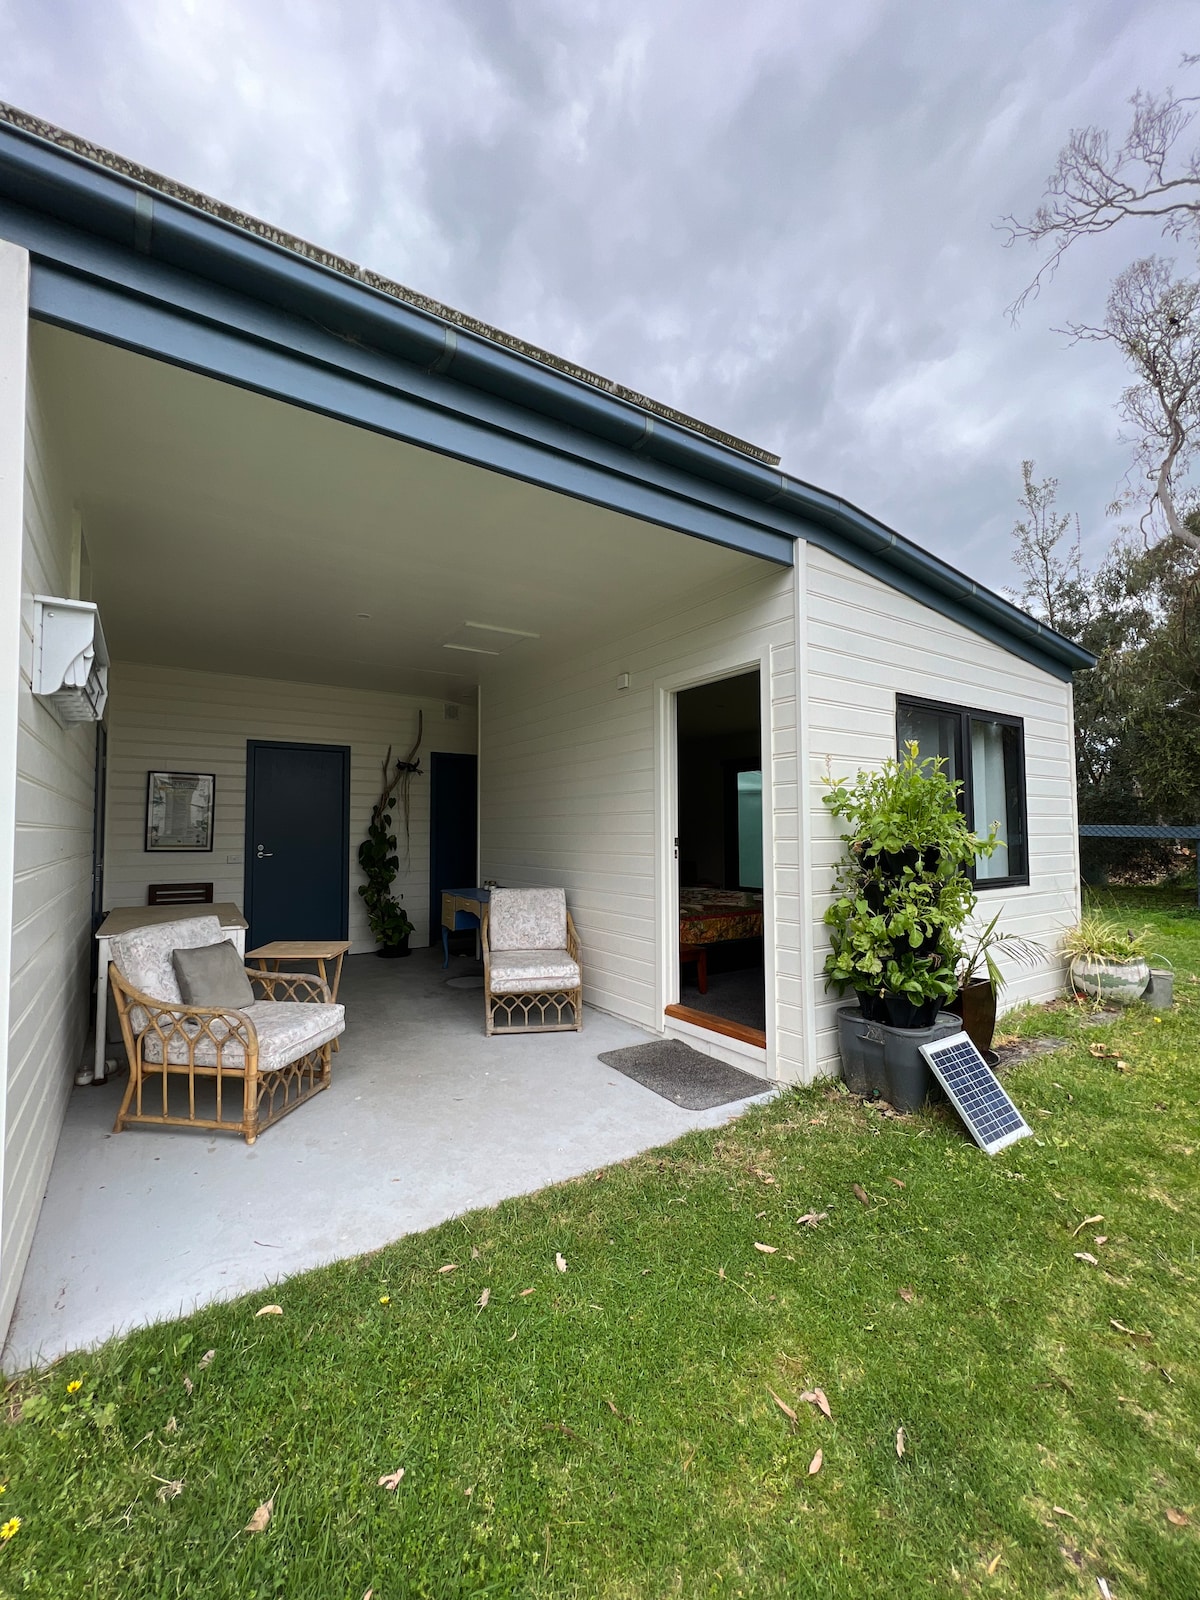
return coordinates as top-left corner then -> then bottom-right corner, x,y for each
145,771 -> 216,852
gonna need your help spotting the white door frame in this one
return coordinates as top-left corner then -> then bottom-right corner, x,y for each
654,650 -> 775,1072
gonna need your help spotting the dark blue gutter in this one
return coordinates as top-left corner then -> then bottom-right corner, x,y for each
0,111 -> 1095,680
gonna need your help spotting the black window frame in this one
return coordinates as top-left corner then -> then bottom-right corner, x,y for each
895,694 -> 1030,891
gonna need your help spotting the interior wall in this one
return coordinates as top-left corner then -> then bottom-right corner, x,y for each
804,542 -> 1081,1072
480,563 -> 801,1074
677,726 -> 761,886
2,311 -> 96,1342
103,663 -> 477,951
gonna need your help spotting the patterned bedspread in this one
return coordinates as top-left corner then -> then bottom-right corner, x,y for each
679,888 -> 764,946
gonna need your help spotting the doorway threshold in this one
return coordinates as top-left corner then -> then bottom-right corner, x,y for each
664,1004 -> 767,1052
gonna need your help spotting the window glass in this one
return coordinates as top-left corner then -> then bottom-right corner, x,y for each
736,769 -> 764,888
971,719 -> 1010,879
897,703 -> 961,783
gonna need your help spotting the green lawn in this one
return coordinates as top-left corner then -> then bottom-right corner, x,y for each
2,892 -> 1198,1599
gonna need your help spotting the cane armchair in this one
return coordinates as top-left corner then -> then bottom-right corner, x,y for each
108,915 -> 344,1144
481,887 -> 583,1035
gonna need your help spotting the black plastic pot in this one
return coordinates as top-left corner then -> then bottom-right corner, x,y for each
881,992 -> 942,1030
376,934 -> 412,959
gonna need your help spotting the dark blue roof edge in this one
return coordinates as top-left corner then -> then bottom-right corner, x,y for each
0,110 -> 1096,679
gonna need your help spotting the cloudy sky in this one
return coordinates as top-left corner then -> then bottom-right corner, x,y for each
2,0 -> 1196,590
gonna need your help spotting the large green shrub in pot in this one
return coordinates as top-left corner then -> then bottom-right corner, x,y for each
823,744 -> 997,1028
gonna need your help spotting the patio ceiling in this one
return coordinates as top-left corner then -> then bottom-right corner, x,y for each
32,324 -> 773,701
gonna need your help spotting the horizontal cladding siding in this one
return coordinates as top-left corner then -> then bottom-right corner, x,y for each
480,564 -> 803,1076
3,355 -> 95,1342
104,665 -> 477,952
804,545 -> 1080,1074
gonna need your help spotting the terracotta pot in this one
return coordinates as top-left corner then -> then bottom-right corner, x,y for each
951,978 -> 997,1055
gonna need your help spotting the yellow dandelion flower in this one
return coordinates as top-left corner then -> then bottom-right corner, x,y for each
66,1379 -> 83,1393
1154,1016 -> 1163,1024
379,1295 -> 391,1305
1,1517 -> 20,1540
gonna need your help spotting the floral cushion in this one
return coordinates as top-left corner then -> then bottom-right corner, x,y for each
488,888 -> 567,952
109,916 -> 226,1004
488,950 -> 580,995
140,1002 -> 345,1072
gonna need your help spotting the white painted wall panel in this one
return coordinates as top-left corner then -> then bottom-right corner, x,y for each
103,664 -> 477,950
480,564 -> 805,1079
2,328 -> 96,1342
804,544 -> 1081,1073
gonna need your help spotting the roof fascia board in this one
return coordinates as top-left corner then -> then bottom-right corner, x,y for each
0,121 -> 1096,676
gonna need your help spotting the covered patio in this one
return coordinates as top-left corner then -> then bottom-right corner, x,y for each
4,948 -> 773,1369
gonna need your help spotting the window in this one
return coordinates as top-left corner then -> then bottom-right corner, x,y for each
723,760 -> 764,890
896,696 -> 1028,887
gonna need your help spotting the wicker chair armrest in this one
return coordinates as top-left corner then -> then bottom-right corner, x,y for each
481,906 -> 492,978
108,964 -> 258,1042
247,969 -> 332,1003
566,912 -> 580,963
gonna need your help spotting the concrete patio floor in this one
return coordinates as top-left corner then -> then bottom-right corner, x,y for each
4,949 -> 774,1369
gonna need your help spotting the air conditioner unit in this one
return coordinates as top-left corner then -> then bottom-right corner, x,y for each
32,596 -> 109,725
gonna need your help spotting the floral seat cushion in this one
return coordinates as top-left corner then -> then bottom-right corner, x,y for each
140,1002 -> 345,1072
488,950 -> 580,995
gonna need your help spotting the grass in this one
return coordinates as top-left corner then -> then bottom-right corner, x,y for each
2,891 -> 1198,1598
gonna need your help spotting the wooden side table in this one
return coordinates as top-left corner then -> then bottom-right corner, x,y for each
246,939 -> 352,1049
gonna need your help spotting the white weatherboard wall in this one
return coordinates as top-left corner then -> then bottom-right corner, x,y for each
2,266 -> 98,1342
480,563 -> 806,1080
804,542 -> 1081,1071
104,664 -> 477,949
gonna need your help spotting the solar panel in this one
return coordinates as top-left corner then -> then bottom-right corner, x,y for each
918,1032 -> 1032,1155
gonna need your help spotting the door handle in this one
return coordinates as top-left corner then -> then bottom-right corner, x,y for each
256,844 -> 273,859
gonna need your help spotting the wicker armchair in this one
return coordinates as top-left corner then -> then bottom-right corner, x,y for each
481,887 -> 583,1035
108,915 -> 344,1144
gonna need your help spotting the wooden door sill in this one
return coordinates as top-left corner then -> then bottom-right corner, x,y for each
664,1005 -> 767,1050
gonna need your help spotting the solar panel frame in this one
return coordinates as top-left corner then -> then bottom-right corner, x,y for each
918,1031 -> 1032,1155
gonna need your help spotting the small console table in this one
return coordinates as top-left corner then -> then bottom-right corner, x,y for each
440,887 -> 491,967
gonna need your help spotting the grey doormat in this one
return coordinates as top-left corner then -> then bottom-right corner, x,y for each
597,1040 -> 769,1110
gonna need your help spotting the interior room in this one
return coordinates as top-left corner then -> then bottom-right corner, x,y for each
675,670 -> 766,1038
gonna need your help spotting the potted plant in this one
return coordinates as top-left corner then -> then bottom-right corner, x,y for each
1062,915 -> 1151,1003
952,912 -> 1044,1056
823,744 -> 998,1109
358,765 -> 416,959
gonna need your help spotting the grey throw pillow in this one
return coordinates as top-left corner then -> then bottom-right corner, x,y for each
172,940 -> 255,1008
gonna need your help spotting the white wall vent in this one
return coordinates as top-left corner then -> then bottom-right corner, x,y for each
32,595 -> 109,725
443,702 -> 460,721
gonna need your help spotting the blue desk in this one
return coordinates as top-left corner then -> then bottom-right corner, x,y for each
440,887 -> 491,967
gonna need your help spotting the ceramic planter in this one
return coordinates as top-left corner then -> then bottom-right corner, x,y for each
1069,955 -> 1149,1004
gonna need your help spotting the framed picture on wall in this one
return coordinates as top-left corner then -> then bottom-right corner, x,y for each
145,771 -> 216,852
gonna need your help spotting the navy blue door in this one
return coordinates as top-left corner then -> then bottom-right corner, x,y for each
245,741 -> 350,947
428,752 -> 478,941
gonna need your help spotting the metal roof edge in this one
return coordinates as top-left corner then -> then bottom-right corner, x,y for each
0,105 -> 1096,679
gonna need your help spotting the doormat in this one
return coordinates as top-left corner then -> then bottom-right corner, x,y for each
597,1040 -> 769,1111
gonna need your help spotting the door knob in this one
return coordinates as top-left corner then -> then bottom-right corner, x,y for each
256,844 -> 273,859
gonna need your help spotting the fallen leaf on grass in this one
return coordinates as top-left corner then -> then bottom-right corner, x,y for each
181,1375 -> 193,1396
605,1399 -> 633,1423
470,1246 -> 480,1260
555,1253 -> 568,1273
852,1184 -> 869,1205
798,1388 -> 832,1419
1071,1215 -> 1104,1236
1088,1044 -> 1113,1058
718,1267 -> 726,1280
244,1496 -> 274,1533
152,1475 -> 184,1502
164,1416 -> 178,1434
896,1427 -> 905,1459
519,1287 -> 535,1297
255,1304 -> 283,1317
198,1349 -> 215,1370
767,1388 -> 797,1425
377,1469 -> 405,1491
889,1177 -> 906,1189
1098,1579 -> 1114,1600
1166,1508 -> 1190,1527
437,1264 -> 459,1275
1052,1506 -> 1077,1520
1110,1319 -> 1153,1342
754,1242 -> 778,1254
795,1212 -> 828,1227
476,1288 -> 490,1310
543,1422 -> 588,1445
986,1552 -> 1002,1575
808,1449 -> 823,1475
1074,1252 -> 1099,1266
898,1287 -> 915,1304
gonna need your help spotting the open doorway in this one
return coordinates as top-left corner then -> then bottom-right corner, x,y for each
671,670 -> 765,1041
